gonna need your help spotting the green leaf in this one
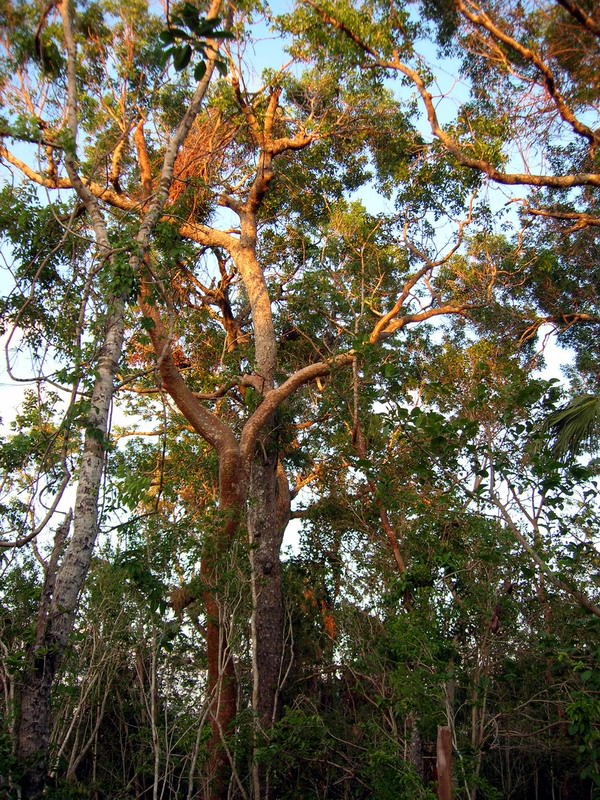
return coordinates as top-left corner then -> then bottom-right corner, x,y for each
194,60 -> 207,81
139,316 -> 156,332
536,394 -> 600,458
173,44 -> 192,71
166,27 -> 190,40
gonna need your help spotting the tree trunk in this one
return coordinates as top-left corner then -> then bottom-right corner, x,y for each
16,646 -> 60,800
248,438 -> 290,800
13,3 -> 222,792
437,725 -> 453,800
249,446 -> 285,729
16,300 -> 125,799
202,585 -> 237,800
408,712 -> 424,781
201,454 -> 242,800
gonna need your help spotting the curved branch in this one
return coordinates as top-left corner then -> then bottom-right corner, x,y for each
195,382 -> 239,400
519,312 -> 600,343
305,1 -> 600,189
389,54 -> 600,188
523,205 -> 600,232
555,0 -> 600,39
455,0 -> 600,153
368,206 -> 474,344
0,143 -> 140,212
240,298 -> 474,458
372,304 -> 472,342
240,353 -> 354,459
138,276 -> 238,454
135,0 -> 225,249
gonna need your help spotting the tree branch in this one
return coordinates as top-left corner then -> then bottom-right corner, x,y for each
455,0 -> 600,154
489,488 -> 600,619
138,274 -> 238,454
555,0 -> 600,39
240,353 -> 354,459
522,205 -> 600,232
372,304 -> 472,341
305,0 -> 600,188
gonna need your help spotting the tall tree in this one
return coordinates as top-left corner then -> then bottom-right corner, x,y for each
0,0 -> 598,798
0,0 -> 227,795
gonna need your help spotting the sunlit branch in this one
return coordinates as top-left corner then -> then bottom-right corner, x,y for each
455,0 -> 600,155
305,1 -> 600,189
522,205 -> 600,232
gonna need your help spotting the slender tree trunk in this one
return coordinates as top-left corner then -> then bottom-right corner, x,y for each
13,0 -> 224,790
249,446 -> 284,728
15,6 -> 128,794
16,300 -> 125,799
201,455 -> 242,800
202,583 -> 237,800
408,712 -> 424,781
437,726 -> 453,800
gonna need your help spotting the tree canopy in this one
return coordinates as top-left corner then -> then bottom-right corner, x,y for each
0,1 -> 599,798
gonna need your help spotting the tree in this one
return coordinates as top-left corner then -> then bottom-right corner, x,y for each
0,0 -> 598,798
1,0 -> 228,795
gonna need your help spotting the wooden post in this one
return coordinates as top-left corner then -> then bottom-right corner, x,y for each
437,725 -> 453,800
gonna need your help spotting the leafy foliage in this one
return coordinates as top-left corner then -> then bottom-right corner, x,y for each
160,4 -> 233,79
539,394 -> 600,458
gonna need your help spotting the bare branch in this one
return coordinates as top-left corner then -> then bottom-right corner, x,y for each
522,204 -> 600,232
489,488 -> 600,619
455,0 -> 600,154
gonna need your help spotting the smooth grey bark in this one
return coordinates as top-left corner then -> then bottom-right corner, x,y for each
15,13 -> 126,788
16,300 -> 125,800
13,1 -> 224,794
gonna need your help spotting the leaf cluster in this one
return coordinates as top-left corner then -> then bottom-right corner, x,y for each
160,4 -> 233,80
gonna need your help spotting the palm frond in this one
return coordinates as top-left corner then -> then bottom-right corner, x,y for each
539,393 -> 600,458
